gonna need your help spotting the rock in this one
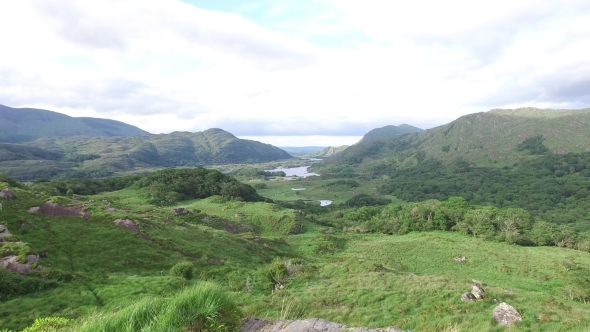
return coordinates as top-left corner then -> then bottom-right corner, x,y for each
39,201 -> 91,219
1,255 -> 40,274
105,208 -> 117,213
492,302 -> 522,327
408,273 -> 417,278
0,188 -> 16,199
454,256 -> 466,263
172,207 -> 190,215
240,318 -> 409,332
471,285 -> 485,299
28,207 -> 40,214
0,202 -> 2,210
40,251 -> 49,258
461,292 -> 476,302
235,213 -> 245,218
113,219 -> 140,233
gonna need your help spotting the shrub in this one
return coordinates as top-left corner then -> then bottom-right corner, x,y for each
22,317 -> 72,332
170,262 -> 194,280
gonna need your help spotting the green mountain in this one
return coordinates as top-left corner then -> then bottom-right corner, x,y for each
0,129 -> 292,180
360,124 -> 423,142
304,145 -> 349,158
278,146 -> 326,156
327,107 -> 590,170
0,104 -> 150,143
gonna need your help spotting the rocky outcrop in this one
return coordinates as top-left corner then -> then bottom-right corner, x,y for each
28,206 -> 40,214
1,255 -> 39,274
113,219 -> 140,233
201,216 -> 255,234
471,285 -> 485,299
0,188 -> 16,199
492,302 -> 522,327
240,318 -> 410,332
39,201 -> 91,219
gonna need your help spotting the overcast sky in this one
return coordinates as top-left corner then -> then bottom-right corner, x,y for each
1,1 -> 589,146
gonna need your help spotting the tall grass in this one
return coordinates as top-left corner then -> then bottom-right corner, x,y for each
77,282 -> 241,332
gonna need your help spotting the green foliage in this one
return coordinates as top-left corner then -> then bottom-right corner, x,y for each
0,269 -> 58,301
517,135 -> 549,154
0,173 -> 22,188
77,282 -> 241,332
22,317 -> 73,332
135,168 -> 263,205
169,262 -> 194,280
344,193 -> 391,207
253,183 -> 268,189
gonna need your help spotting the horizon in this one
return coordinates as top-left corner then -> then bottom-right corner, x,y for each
1,1 -> 589,146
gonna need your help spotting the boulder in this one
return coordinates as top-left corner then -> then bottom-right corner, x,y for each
28,207 -> 40,214
235,213 -> 245,218
461,292 -> 476,302
113,219 -> 140,233
472,279 -> 484,287
240,318 -> 409,332
105,208 -> 117,213
1,254 -> 40,274
454,256 -> 466,263
39,201 -> 91,219
492,302 -> 522,327
471,285 -> 485,299
0,202 -> 2,210
0,188 -> 16,199
172,207 -> 190,215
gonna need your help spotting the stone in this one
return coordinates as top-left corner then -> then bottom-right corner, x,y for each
454,256 -> 466,263
0,188 -> 16,199
113,219 -> 140,233
28,207 -> 40,214
39,201 -> 91,219
492,302 -> 522,327
0,254 -> 39,274
461,292 -> 476,302
105,208 -> 117,213
239,318 -> 409,332
471,285 -> 485,299
235,213 -> 245,218
472,279 -> 484,287
0,202 -> 2,210
172,207 -> 191,215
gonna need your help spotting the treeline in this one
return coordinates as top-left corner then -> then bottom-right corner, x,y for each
229,168 -> 286,179
376,153 -> 590,229
319,197 -> 590,251
30,175 -> 142,196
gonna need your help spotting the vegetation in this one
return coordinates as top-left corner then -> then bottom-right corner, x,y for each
361,124 -> 423,142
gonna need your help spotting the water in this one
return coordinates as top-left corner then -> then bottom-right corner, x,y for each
319,200 -> 332,206
265,166 -> 319,177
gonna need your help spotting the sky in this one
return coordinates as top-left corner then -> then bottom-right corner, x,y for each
1,1 -> 589,146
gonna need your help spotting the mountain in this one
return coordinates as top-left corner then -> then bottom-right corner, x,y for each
0,104 -> 149,143
360,124 -> 423,142
304,145 -> 349,158
325,107 -> 590,171
278,146 -> 326,156
0,129 -> 292,180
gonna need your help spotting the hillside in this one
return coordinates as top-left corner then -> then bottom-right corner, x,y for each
305,145 -> 349,158
0,104 -> 149,143
3,172 -> 590,331
0,129 -> 292,180
325,107 -> 590,171
279,146 -> 326,156
360,124 -> 423,142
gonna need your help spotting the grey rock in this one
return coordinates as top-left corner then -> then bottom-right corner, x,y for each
105,208 -> 117,213
0,202 -> 2,210
472,279 -> 484,287
471,285 -> 485,299
0,188 -> 16,199
172,207 -> 190,215
113,219 -> 140,233
235,213 -> 245,218
28,207 -> 40,214
461,292 -> 476,302
492,302 -> 522,327
240,318 -> 408,332
454,256 -> 466,263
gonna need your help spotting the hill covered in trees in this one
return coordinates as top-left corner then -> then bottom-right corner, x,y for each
0,104 -> 149,143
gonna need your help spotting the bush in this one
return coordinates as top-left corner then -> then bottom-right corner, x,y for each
253,183 -> 268,189
170,262 -> 194,280
22,317 -> 72,332
78,282 -> 241,332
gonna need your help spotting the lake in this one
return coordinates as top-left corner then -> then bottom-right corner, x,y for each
265,166 -> 319,177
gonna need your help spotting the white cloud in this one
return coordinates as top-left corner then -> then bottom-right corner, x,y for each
0,0 -> 589,146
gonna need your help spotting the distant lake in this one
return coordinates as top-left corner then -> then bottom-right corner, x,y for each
265,166 -> 319,177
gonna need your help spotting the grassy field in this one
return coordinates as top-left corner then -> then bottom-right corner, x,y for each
2,181 -> 590,331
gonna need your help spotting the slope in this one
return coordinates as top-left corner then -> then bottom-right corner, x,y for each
0,104 -> 149,143
360,124 -> 423,142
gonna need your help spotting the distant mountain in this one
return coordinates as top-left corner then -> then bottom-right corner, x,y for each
361,124 -> 423,142
320,107 -> 590,173
279,146 -> 326,156
303,145 -> 349,158
0,104 -> 149,143
0,128 -> 292,180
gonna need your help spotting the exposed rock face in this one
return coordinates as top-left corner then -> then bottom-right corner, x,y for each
172,207 -> 190,215
28,206 -> 40,214
461,292 -> 476,302
113,219 -> 140,233
1,255 -> 40,274
492,302 -> 522,327
471,285 -> 485,299
39,201 -> 91,219
240,318 -> 409,332
0,188 -> 16,199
